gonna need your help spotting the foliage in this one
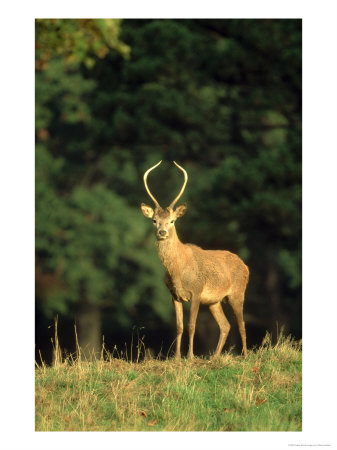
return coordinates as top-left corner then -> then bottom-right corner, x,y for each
36,19 -> 130,70
35,332 -> 302,431
35,19 -> 302,353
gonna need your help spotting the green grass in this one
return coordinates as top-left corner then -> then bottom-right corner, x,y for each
35,332 -> 301,431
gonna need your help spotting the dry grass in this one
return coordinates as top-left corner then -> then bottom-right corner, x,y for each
35,328 -> 302,431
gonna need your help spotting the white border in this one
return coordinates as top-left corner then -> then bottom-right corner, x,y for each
1,1 -> 336,449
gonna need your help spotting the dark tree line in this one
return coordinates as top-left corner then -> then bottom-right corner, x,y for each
35,19 -> 301,361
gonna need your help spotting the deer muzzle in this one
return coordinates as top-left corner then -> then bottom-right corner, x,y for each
157,229 -> 168,240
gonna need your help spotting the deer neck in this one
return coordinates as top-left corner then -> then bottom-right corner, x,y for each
156,228 -> 185,277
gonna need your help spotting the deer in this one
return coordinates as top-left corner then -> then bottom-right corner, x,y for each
140,160 -> 249,360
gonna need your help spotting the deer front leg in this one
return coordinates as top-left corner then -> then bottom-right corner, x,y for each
172,298 -> 183,359
187,298 -> 200,360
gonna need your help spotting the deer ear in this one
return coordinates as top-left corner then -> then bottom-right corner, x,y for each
174,203 -> 187,219
140,203 -> 154,218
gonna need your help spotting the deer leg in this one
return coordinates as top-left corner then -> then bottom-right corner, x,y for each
187,299 -> 200,360
172,298 -> 183,359
209,302 -> 231,357
229,296 -> 247,358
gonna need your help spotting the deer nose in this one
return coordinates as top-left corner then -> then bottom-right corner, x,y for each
159,230 -> 167,237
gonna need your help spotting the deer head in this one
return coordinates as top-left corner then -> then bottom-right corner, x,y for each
141,161 -> 188,241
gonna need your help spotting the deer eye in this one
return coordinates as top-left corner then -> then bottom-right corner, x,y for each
170,220 -> 175,224
152,219 -> 156,223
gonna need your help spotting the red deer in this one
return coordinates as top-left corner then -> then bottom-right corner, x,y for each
141,161 -> 249,359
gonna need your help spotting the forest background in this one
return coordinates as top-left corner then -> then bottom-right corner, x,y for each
35,18 -> 302,362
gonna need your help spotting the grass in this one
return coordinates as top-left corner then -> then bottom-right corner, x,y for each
35,329 -> 302,431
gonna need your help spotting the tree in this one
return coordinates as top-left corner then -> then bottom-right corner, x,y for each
36,19 -> 301,360
35,19 -> 169,358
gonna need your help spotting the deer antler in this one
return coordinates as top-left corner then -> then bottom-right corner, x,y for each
143,160 -> 162,208
169,161 -> 188,209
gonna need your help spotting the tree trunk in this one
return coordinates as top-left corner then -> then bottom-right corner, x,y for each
266,258 -> 286,343
76,301 -> 102,360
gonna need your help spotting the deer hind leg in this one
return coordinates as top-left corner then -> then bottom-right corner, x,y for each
187,298 -> 200,360
209,302 -> 231,357
172,298 -> 183,359
228,295 -> 247,358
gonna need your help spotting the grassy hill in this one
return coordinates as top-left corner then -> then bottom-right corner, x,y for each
35,332 -> 301,431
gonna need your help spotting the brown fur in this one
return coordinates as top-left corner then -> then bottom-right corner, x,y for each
141,202 -> 249,359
